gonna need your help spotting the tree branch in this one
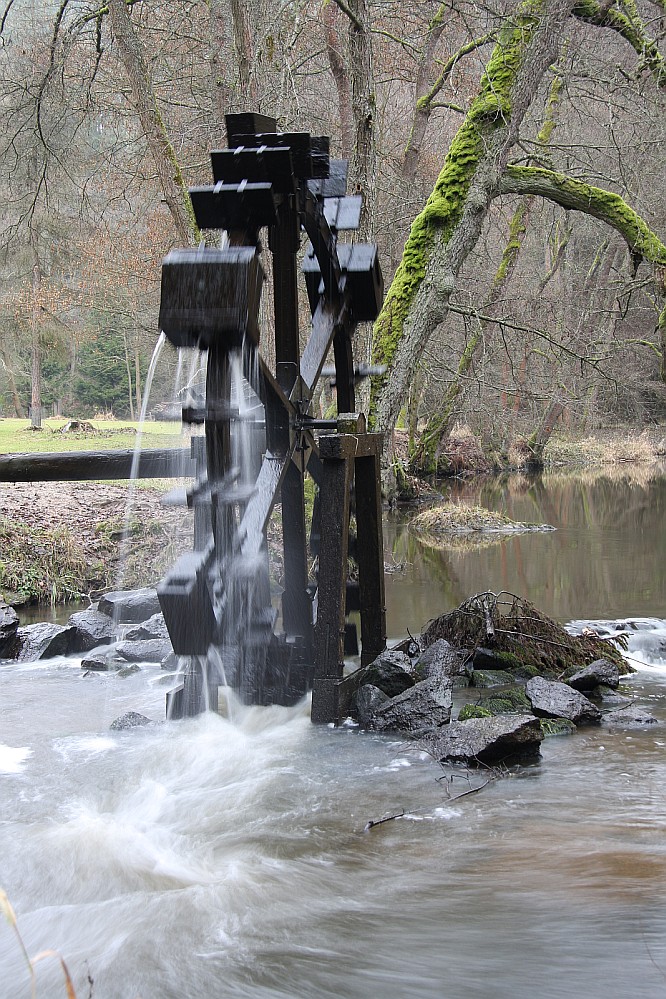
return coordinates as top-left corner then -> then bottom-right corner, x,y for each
500,165 -> 666,264
573,0 -> 666,87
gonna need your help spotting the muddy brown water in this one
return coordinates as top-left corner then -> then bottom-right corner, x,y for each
1,467 -> 666,998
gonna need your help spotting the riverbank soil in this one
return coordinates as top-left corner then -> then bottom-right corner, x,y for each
0,481 -> 193,605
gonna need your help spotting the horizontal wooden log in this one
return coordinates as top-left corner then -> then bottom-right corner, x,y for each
0,448 -> 196,482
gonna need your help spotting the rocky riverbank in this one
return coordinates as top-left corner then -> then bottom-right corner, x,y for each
1,587 -> 659,767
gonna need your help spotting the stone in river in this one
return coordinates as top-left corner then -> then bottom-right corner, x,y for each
526,676 -> 601,724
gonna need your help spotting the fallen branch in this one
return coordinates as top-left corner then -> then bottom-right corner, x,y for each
363,809 -> 405,832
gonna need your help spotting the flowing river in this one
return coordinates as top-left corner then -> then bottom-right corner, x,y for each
2,466 -> 666,998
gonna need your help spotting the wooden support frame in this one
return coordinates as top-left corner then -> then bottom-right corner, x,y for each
311,429 -> 386,724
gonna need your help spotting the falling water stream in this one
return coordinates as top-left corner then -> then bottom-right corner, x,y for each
2,471 -> 666,998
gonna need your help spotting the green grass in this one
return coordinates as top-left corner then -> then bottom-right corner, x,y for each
0,417 -> 183,455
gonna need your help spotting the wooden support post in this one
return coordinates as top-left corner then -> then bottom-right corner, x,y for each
311,444 -> 351,723
355,443 -> 387,666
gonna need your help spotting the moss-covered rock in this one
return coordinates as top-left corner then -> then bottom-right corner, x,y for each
540,718 -> 577,737
458,704 -> 493,720
484,686 -> 533,715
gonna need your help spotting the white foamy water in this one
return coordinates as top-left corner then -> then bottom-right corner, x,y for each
568,616 -> 666,673
0,744 -> 32,773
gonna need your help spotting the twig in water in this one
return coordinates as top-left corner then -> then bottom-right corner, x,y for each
364,809 -> 405,832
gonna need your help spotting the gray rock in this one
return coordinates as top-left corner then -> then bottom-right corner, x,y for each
110,711 -> 152,731
369,677 -> 453,736
567,659 -> 620,692
124,613 -> 169,641
115,638 -> 173,663
526,676 -> 602,724
602,705 -> 658,727
351,650 -> 415,699
591,684 -> 632,707
422,714 -> 543,764
414,639 -> 465,681
98,588 -> 161,623
355,684 -> 390,726
17,622 -> 76,661
117,664 -> 141,678
472,647 -> 508,671
81,654 -> 118,671
0,601 -> 19,659
67,608 -> 117,652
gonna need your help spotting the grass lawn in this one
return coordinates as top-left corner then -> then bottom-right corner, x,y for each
0,417 -> 184,455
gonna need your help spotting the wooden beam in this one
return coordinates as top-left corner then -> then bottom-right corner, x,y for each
0,448 -> 194,482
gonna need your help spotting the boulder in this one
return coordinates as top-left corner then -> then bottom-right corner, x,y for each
17,622 -> 76,661
124,613 -> 169,641
366,677 -> 453,736
526,676 -> 601,724
355,684 -> 390,726
602,705 -> 658,727
567,659 -> 620,692
483,686 -> 532,715
414,639 -> 466,681
0,601 -> 19,659
422,714 -> 543,764
350,650 -> 415,699
472,647 -> 512,671
117,664 -> 141,678
67,608 -> 117,652
98,588 -> 161,623
110,711 -> 152,731
160,652 -> 180,671
114,638 -> 173,663
458,704 -> 492,721
81,653 -> 119,672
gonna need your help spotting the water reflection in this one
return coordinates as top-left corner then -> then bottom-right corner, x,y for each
386,463 -> 666,634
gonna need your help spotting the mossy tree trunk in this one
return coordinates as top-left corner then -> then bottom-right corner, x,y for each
411,197 -> 535,473
369,0 -> 575,439
413,66 -> 565,473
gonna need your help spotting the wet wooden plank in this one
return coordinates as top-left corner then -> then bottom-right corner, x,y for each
312,452 -> 351,723
355,451 -> 387,665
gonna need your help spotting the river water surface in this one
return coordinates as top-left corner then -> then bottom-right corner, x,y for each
2,466 -> 666,998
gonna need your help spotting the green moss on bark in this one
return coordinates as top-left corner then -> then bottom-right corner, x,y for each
370,0 -> 545,424
504,165 -> 666,263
